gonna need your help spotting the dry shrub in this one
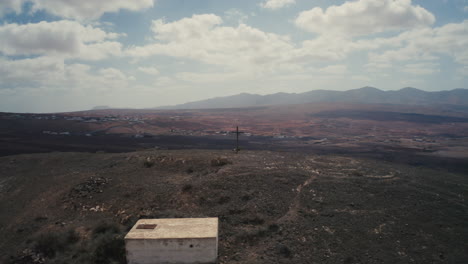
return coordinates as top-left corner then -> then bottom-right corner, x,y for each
210,157 -> 231,167
143,157 -> 155,168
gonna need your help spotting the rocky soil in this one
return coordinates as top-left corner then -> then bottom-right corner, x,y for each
0,149 -> 466,263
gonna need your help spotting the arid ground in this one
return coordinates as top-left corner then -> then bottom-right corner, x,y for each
0,103 -> 467,263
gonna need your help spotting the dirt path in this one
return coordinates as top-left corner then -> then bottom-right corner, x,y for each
277,167 -> 319,223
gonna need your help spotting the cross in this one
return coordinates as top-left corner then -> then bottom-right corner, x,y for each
231,126 -> 244,153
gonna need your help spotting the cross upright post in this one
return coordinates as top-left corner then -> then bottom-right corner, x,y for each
236,126 -> 239,152
231,126 -> 244,153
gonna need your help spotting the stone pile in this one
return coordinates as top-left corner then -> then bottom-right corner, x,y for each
69,177 -> 111,199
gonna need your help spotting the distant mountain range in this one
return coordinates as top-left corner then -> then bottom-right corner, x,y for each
92,105 -> 111,110
158,87 -> 468,109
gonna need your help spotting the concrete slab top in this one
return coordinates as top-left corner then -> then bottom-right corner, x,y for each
125,218 -> 218,240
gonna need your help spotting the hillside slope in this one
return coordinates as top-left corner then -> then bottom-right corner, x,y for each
1,150 -> 467,263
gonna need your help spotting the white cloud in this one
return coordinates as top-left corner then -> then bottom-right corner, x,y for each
224,8 -> 248,24
296,36 -> 368,61
352,75 -> 372,81
0,56 -> 132,92
401,63 -> 440,75
368,20 -> 468,65
365,62 -> 393,71
0,0 -> 155,20
151,14 -> 222,42
296,0 -> 435,36
126,13 -> 468,82
0,57 -> 64,89
399,78 -> 424,87
362,20 -> 468,76
99,68 -> 129,81
35,0 -> 154,20
319,64 -> 348,75
0,20 -> 122,60
176,71 -> 255,84
260,0 -> 296,10
154,76 -> 175,86
78,42 -> 123,61
458,66 -> 468,76
464,6 -> 468,12
138,66 -> 160,75
127,14 -> 297,72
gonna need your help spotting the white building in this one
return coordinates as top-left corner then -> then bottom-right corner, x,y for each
125,218 -> 218,264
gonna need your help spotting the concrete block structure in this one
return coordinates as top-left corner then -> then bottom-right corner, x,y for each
125,218 -> 218,264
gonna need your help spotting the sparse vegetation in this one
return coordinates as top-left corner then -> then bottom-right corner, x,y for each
1,6 -> 468,262
89,232 -> 126,264
218,196 -> 231,204
6,222 -> 127,264
350,170 -> 364,176
235,226 -> 271,245
1,149 -> 467,263
182,184 -> 193,193
276,243 -> 292,258
241,216 -> 265,225
92,222 -> 120,238
143,157 -> 155,168
34,233 -> 67,258
30,229 -> 79,260
210,157 -> 231,167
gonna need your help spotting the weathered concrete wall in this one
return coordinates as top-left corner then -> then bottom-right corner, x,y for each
126,237 -> 217,264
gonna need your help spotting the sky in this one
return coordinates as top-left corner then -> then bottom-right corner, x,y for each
0,0 -> 467,113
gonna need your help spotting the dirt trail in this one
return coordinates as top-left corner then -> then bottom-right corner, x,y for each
278,166 -> 320,223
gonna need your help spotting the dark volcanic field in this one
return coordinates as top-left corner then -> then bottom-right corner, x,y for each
1,132 -> 467,175
0,149 -> 467,264
312,110 -> 468,123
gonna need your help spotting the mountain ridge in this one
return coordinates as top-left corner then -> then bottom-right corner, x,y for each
156,87 -> 468,110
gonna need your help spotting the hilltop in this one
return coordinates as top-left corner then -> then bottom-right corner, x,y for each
1,149 -> 467,263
